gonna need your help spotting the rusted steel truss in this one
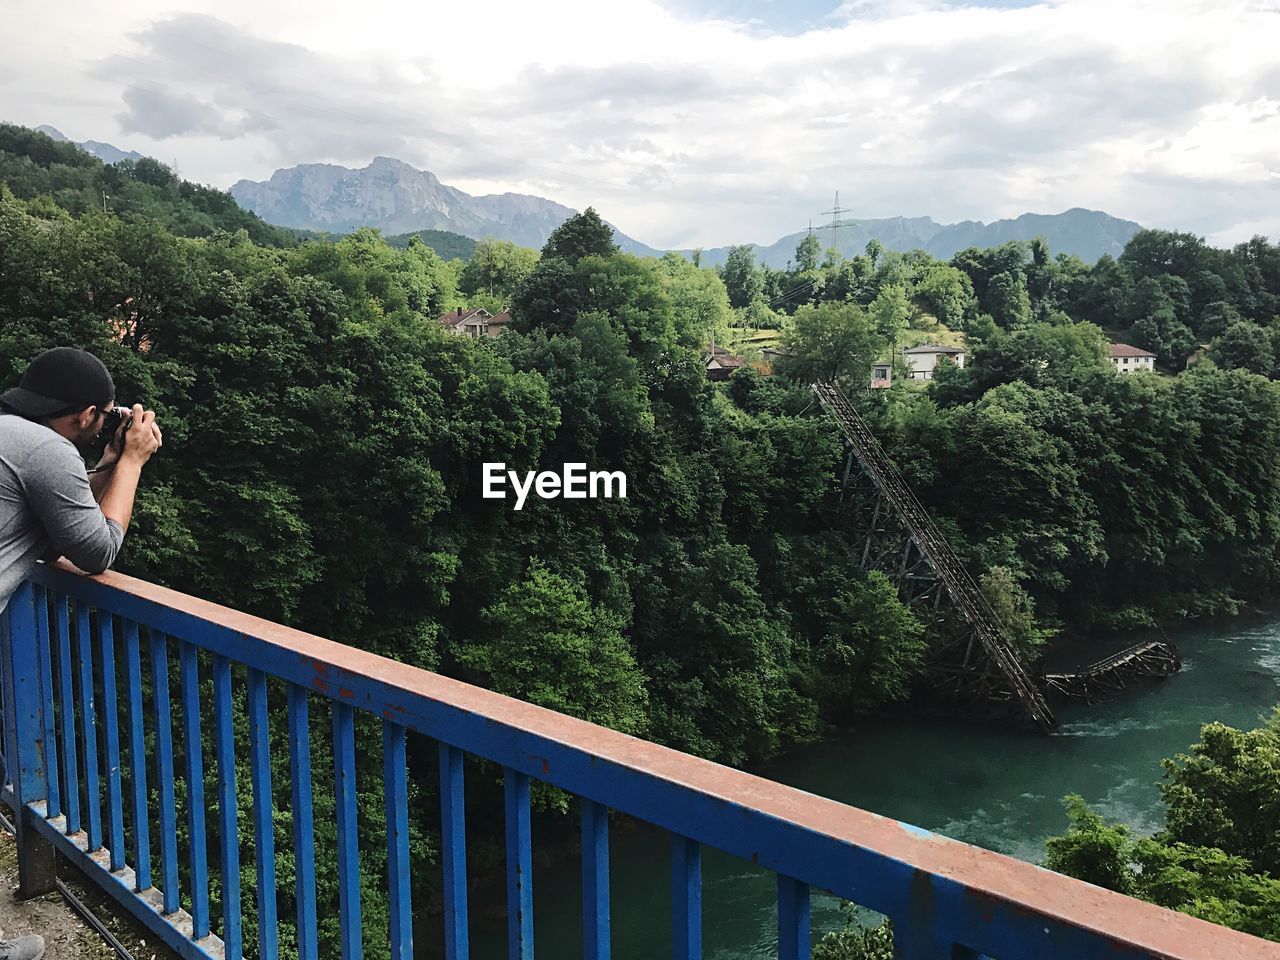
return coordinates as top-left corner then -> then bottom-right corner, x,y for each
816,381 -> 1058,731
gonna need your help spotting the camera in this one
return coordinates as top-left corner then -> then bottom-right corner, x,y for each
100,405 -> 133,444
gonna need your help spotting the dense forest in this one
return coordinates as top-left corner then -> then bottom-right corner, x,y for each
4,122 -> 1280,954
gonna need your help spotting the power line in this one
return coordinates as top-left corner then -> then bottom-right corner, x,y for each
766,274 -> 822,310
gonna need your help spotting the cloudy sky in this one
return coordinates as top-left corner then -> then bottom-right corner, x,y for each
4,0 -> 1278,249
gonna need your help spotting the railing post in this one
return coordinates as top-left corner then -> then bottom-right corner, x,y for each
333,701 -> 363,960
777,875 -> 809,960
504,769 -> 534,960
438,743 -> 469,960
2,583 -> 57,897
581,799 -> 610,960
288,684 -> 318,960
671,835 -> 701,960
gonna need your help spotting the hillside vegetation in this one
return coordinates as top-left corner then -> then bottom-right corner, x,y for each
384,228 -> 477,260
0,123 -> 302,247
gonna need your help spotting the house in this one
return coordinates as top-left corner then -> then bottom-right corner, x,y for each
438,307 -> 489,333
706,345 -> 748,381
436,307 -> 512,339
1109,342 -> 1156,373
870,362 -> 893,389
903,344 -> 965,380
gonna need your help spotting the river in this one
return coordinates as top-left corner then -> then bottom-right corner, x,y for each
466,615 -> 1280,958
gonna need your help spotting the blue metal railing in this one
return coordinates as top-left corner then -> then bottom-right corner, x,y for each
1,564 -> 1276,960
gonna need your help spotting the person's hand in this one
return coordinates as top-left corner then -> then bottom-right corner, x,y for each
120,404 -> 162,466
52,556 -> 95,577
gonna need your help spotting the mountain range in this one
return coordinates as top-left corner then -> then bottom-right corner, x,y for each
230,157 -> 661,255
232,157 -> 1141,263
32,124 -> 1143,263
35,125 -> 144,165
691,208 -> 1143,267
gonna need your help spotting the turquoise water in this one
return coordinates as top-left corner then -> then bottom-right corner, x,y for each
465,616 -> 1280,958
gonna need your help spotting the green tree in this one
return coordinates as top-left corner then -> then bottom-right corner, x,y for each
637,542 -> 794,764
1129,277 -> 1197,367
986,270 -> 1033,329
1199,300 -> 1244,339
796,231 -> 822,272
576,253 -> 679,365
779,545 -> 927,719
1063,253 -> 1133,329
1046,711 -> 1280,942
1120,229 -> 1215,283
392,234 -> 454,318
869,284 -> 912,347
777,301 -> 881,386
904,381 -> 1108,598
1211,321 -> 1274,376
721,244 -> 765,308
934,322 -> 1110,404
659,251 -> 733,348
814,913 -> 894,960
497,310 -> 652,464
510,255 -> 586,335
0,123 -> 299,246
457,560 -> 649,734
979,565 -> 1050,659
951,241 -> 1027,316
1024,236 -> 1059,315
914,263 -> 975,327
738,296 -> 787,330
541,206 -> 616,264
458,239 -> 539,301
1158,713 -> 1280,877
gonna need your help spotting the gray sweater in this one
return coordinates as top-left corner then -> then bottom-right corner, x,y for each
0,414 -> 124,614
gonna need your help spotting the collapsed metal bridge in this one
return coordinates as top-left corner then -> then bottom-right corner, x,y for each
1044,639 -> 1182,702
812,381 -> 1181,732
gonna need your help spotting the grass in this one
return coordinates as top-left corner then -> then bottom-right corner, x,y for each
725,327 -> 783,353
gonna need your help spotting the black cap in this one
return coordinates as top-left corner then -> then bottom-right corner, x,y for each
0,347 -> 115,418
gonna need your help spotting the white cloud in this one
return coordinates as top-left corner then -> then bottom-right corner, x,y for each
2,0 -> 1278,248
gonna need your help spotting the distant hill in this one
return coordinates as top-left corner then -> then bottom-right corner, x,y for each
688,209 -> 1142,268
923,209 -> 1142,261
35,124 -> 144,165
231,157 -> 661,256
384,229 -> 477,260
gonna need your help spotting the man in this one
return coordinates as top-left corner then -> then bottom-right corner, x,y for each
0,347 -> 161,612
0,348 -> 160,960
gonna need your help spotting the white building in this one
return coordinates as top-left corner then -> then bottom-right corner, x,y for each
903,344 -> 966,380
1109,343 -> 1156,373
